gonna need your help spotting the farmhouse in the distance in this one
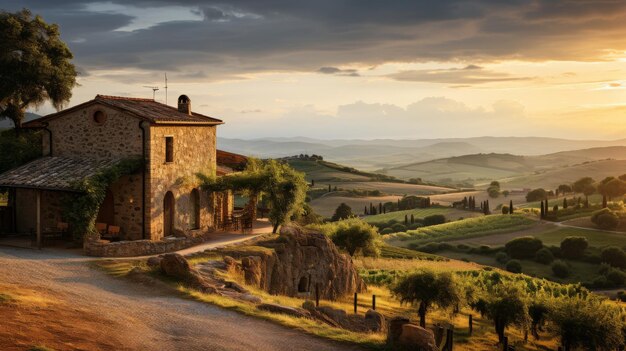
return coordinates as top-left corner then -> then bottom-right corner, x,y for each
0,94 -> 240,242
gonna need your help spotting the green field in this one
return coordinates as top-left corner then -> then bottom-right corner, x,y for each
386,214 -> 538,246
364,206 -> 478,224
533,227 -> 626,248
437,250 -> 601,285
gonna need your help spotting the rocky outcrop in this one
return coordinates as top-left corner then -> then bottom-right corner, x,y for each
257,303 -> 311,318
220,224 -> 366,300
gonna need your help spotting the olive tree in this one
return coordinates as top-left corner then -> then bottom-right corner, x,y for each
0,9 -> 77,130
484,284 -> 530,342
391,269 -> 460,328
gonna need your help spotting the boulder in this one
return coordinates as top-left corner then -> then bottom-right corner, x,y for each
387,317 -> 437,351
365,309 -> 386,332
257,303 -> 311,319
398,324 -> 437,351
146,256 -> 162,268
223,256 -> 239,272
241,256 -> 263,286
160,253 -> 191,278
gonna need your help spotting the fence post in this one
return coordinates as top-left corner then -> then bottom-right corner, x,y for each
469,314 -> 473,335
372,294 -> 376,310
502,336 -> 508,351
354,293 -> 358,314
315,283 -> 319,307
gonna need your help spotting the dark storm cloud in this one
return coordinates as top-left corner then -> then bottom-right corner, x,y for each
3,0 -> 626,81
318,67 -> 359,77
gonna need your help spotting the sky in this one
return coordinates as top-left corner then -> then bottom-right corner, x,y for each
2,0 -> 626,140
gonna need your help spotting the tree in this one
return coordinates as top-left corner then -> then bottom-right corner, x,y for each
526,188 -> 547,202
319,218 -> 381,257
563,198 -> 568,209
598,178 -> 626,201
501,205 -> 509,214
600,246 -> 626,268
560,237 -> 588,259
423,214 -> 446,226
540,201 -> 545,218
0,9 -> 77,130
557,184 -> 572,195
0,129 -> 41,174
551,260 -> 570,278
264,160 -> 308,233
534,247 -> 554,264
505,259 -> 522,273
591,208 -> 620,230
572,177 -> 595,202
391,269 -> 460,328
509,200 -> 513,214
331,203 -> 353,221
485,284 -> 530,342
505,236 -> 543,259
549,297 -> 623,351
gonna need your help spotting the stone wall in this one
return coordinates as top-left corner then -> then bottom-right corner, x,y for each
108,175 -> 144,240
83,236 -> 204,257
146,125 -> 217,240
43,104 -> 143,160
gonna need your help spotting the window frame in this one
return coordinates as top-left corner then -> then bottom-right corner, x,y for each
165,136 -> 174,163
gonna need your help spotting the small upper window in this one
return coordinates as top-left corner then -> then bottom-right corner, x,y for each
165,136 -> 174,163
93,110 -> 107,124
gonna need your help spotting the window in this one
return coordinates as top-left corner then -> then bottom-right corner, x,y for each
165,137 -> 174,163
93,110 -> 107,124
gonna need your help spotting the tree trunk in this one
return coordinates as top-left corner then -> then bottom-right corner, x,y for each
272,223 -> 279,233
418,302 -> 427,328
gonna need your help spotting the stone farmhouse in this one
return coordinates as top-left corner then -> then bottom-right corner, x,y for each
0,94 -> 238,245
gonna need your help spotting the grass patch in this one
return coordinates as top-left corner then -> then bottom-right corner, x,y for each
386,214 -> 537,246
533,227 -> 626,248
379,244 -> 447,261
364,206 -> 454,224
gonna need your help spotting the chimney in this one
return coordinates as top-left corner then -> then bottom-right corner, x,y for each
177,94 -> 191,115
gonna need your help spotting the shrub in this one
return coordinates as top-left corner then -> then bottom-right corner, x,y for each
616,291 -> 626,302
592,276 -> 609,289
526,188 -> 547,202
456,243 -> 470,251
313,218 -> 381,257
495,252 -> 509,264
547,245 -> 562,258
407,223 -> 422,230
505,236 -> 543,259
331,202 -> 353,221
534,247 -> 554,264
601,246 -> 626,268
505,259 -> 522,273
391,223 -> 407,232
423,214 -> 446,226
594,212 -> 620,230
501,205 -> 509,214
560,236 -> 588,259
380,228 -> 394,235
552,260 -> 570,278
417,242 -> 443,253
605,268 -> 626,286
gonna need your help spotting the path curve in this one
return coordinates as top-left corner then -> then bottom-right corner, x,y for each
0,246 -> 365,351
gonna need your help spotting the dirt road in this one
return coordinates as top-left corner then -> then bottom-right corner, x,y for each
0,247 -> 364,351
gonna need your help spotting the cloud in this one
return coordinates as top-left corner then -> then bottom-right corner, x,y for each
220,97 -> 530,139
317,67 -> 359,76
388,65 -> 531,85
4,0 -> 626,78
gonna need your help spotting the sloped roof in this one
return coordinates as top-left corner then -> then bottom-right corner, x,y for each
0,157 -> 127,191
24,95 -> 223,127
216,149 -> 248,171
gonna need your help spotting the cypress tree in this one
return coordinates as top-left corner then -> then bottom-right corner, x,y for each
509,200 -> 513,214
397,199 -> 401,211
364,206 -> 368,215
404,214 -> 408,225
379,203 -> 383,214
311,179 -> 315,186
383,206 -> 386,214
540,201 -> 544,218
370,203 -> 373,214
410,214 -> 414,224
328,184 -> 331,192
563,198 -> 568,209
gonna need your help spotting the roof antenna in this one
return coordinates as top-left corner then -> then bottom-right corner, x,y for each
143,86 -> 159,100
164,73 -> 168,105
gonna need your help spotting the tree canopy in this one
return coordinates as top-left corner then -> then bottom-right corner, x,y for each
0,9 -> 77,129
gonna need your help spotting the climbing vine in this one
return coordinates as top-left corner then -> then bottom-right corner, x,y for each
199,158 -> 307,233
63,157 -> 143,242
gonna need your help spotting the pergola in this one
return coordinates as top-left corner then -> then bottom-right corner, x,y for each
0,156 -> 123,248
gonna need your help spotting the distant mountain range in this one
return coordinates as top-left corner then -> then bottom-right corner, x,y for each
217,136 -> 626,170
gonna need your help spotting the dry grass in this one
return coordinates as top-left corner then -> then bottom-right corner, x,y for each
354,257 -> 482,272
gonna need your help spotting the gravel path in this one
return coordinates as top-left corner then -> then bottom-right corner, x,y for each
0,246 -> 365,351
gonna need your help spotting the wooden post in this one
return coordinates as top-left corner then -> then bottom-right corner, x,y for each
502,336 -> 508,351
36,190 -> 41,250
354,293 -> 358,314
372,294 -> 376,310
315,284 -> 319,307
468,314 -> 473,335
445,328 -> 454,351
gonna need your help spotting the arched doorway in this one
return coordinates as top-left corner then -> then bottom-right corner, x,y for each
96,189 -> 115,225
163,191 -> 175,237
190,189 -> 200,230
